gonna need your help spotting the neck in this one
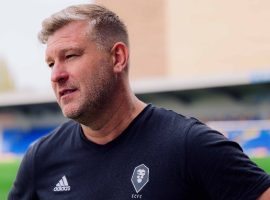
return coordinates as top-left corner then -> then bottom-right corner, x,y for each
81,93 -> 146,145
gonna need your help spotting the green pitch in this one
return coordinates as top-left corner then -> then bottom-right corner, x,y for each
0,157 -> 269,199
251,156 -> 270,174
0,159 -> 20,200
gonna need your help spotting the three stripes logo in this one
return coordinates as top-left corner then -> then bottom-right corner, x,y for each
53,175 -> 71,192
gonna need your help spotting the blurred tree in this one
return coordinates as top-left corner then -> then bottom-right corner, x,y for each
0,58 -> 15,92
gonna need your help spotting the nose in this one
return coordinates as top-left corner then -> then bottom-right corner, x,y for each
51,62 -> 69,83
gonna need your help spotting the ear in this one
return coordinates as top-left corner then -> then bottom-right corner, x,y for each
110,42 -> 129,73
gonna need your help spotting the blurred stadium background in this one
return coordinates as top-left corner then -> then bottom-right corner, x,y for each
1,0 -> 270,199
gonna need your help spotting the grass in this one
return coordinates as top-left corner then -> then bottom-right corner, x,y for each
251,156 -> 270,174
0,159 -> 20,200
0,157 -> 269,199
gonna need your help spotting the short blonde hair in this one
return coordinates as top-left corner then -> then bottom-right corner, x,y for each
38,4 -> 129,50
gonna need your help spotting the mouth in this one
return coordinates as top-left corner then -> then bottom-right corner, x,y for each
59,88 -> 77,98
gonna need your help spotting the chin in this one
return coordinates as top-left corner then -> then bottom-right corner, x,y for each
62,106 -> 82,120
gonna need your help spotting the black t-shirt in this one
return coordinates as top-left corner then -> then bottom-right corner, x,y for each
8,105 -> 270,200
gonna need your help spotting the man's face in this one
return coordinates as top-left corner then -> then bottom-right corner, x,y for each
45,21 -> 115,122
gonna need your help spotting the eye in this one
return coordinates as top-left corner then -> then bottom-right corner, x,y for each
48,62 -> 54,68
65,54 -> 77,59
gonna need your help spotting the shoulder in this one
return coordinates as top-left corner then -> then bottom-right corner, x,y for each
146,105 -> 239,157
153,105 -> 226,133
147,105 -> 211,139
29,120 -> 79,155
148,105 -> 198,129
8,120 -> 80,199
150,107 -> 270,199
138,105 -> 218,152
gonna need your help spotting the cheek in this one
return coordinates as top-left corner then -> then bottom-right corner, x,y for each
79,66 -> 100,84
78,58 -> 113,88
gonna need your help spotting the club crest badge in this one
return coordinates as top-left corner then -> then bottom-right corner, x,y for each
131,164 -> 149,193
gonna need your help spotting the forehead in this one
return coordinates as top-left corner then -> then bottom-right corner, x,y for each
45,21 -> 92,58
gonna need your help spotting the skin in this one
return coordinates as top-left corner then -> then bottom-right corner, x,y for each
258,187 -> 270,200
45,20 -> 146,145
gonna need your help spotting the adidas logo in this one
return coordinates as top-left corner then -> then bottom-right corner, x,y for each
53,175 -> 71,192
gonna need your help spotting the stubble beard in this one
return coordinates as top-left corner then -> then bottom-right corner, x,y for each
62,61 -> 116,126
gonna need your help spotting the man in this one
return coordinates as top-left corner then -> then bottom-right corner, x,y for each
9,4 -> 270,200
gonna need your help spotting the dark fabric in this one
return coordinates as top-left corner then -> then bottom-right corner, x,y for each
8,105 -> 270,200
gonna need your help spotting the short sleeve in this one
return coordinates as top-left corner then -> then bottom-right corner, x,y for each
186,121 -> 270,200
8,145 -> 37,200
